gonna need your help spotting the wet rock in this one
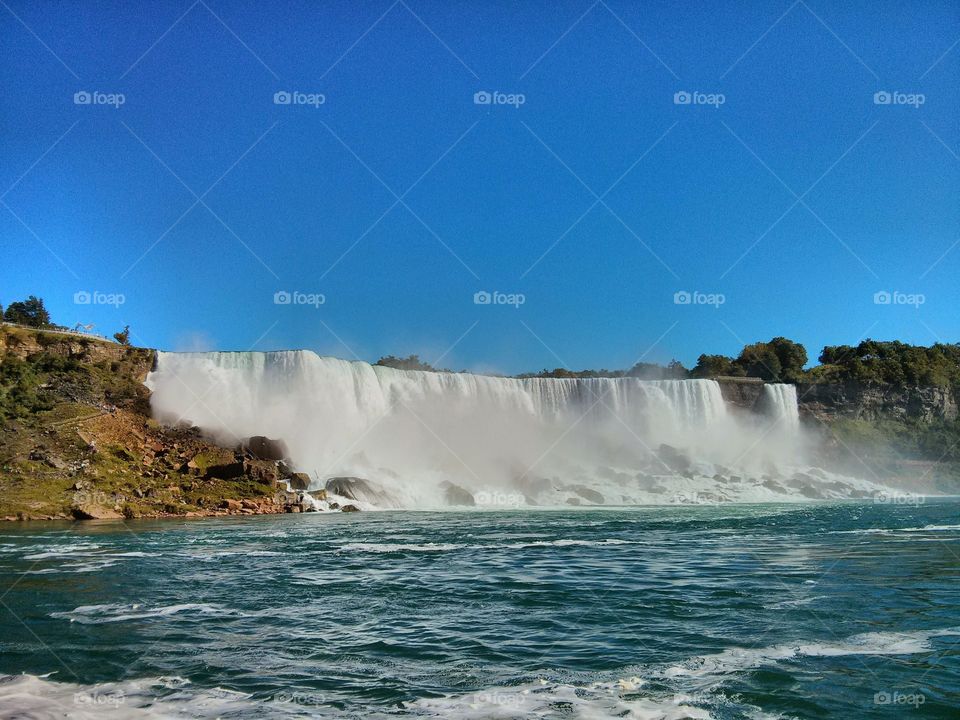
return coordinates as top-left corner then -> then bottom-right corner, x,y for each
219,499 -> 242,510
288,472 -> 311,490
340,504 -> 360,512
243,459 -> 279,485
440,481 -> 475,506
570,484 -> 604,504
657,444 -> 692,474
242,436 -> 289,461
324,476 -> 394,506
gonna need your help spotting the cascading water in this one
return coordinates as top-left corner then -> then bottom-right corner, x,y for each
145,351 -> 888,507
759,383 -> 801,431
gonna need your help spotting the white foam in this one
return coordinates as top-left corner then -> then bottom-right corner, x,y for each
50,603 -> 241,624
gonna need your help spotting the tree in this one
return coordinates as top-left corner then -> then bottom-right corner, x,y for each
691,354 -> 743,378
113,325 -> 131,345
374,354 -> 436,372
3,296 -> 51,327
736,342 -> 783,381
767,337 -> 807,382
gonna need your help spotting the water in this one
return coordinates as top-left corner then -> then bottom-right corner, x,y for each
145,352 -> 885,507
1,501 -> 958,718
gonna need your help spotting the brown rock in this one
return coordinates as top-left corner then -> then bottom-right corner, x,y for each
340,504 -> 360,512
219,499 -> 242,510
288,472 -> 311,490
71,504 -> 124,520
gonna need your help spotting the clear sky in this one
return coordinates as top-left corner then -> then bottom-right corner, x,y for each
1,0 -> 958,374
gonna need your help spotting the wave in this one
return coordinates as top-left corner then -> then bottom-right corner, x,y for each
6,627 -> 955,718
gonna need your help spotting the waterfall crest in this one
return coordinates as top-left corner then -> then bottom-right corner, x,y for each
146,351 -> 882,507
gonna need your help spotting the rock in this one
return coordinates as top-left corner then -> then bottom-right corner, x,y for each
657,444 -> 692,474
324,476 -> 395,506
240,499 -> 258,510
440,481 -> 475,506
219,499 -> 242,510
205,462 -> 245,480
340,504 -> 360,512
307,489 -> 327,501
277,461 -> 294,479
288,472 -> 311,490
242,436 -> 289,461
71,504 -> 123,520
243,459 -> 279,485
570,484 -> 604,504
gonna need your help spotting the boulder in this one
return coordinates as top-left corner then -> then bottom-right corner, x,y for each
288,472 -> 311,490
205,462 -> 245,480
242,436 -> 289,461
324,476 -> 394,506
340,504 -> 360,512
243,459 -> 278,485
570,484 -> 605,504
71,504 -> 123,520
440,481 -> 475,506
219,499 -> 242,510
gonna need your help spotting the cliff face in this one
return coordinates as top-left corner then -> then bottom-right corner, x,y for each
0,326 -> 300,521
796,382 -> 958,423
716,377 -> 765,411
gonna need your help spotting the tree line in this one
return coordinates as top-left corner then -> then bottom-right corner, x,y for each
1,295 -> 130,345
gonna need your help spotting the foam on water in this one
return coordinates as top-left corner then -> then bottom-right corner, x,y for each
5,627 -> 955,719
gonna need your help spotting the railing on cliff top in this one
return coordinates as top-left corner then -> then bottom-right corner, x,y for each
0,321 -> 115,343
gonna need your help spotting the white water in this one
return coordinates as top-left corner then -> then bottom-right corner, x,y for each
758,383 -> 800,432
145,351 -> 889,507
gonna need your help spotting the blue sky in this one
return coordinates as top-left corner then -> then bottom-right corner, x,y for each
1,0 -> 958,373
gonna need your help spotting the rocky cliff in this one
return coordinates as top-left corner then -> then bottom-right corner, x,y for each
795,382 -> 958,423
0,326 -> 311,521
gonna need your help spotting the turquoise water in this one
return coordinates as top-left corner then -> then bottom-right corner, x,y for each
0,502 -> 958,718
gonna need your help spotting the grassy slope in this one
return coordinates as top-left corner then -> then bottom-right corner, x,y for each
0,326 -> 281,520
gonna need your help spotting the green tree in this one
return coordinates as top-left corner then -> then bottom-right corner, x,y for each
767,337 -> 808,382
736,342 -> 783,381
3,296 -> 51,327
113,325 -> 131,345
691,354 -> 743,378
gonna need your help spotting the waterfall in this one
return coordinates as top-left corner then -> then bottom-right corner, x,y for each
144,352 -> 847,507
759,383 -> 801,431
